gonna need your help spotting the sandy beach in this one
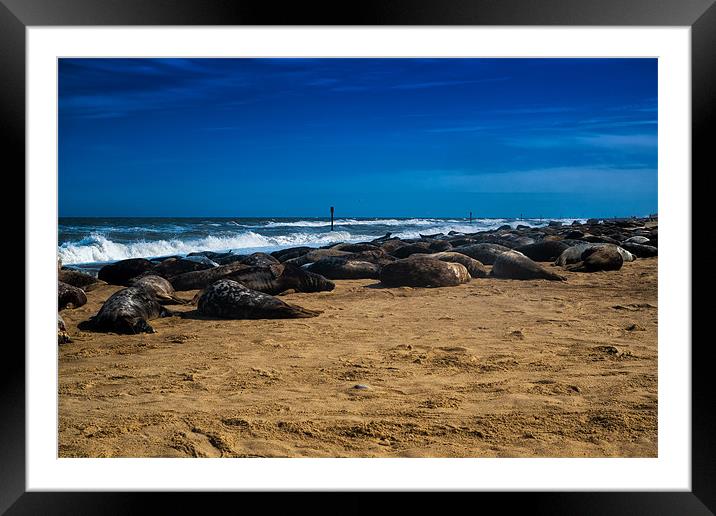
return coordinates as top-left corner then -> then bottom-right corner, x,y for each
58,256 -> 657,458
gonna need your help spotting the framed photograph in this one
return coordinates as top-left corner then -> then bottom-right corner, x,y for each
6,0 -> 711,512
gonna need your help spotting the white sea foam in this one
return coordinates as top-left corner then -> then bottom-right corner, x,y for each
260,218 -> 464,228
58,230 -> 370,265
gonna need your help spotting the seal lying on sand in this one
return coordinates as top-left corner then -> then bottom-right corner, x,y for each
152,257 -> 216,279
284,249 -> 352,267
130,274 -> 187,304
620,242 -> 658,258
58,281 -> 87,309
58,269 -> 107,291
196,279 -> 321,319
554,244 -> 634,266
271,246 -> 313,262
451,243 -> 512,265
515,241 -> 570,262
380,258 -> 470,287
225,263 -> 335,295
240,252 -> 280,267
566,246 -> 624,272
491,251 -> 566,281
78,286 -> 171,334
412,252 -> 487,278
306,257 -> 380,279
98,258 -> 155,286
171,261 -> 251,291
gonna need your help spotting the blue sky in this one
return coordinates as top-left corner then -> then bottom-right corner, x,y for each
59,58 -> 657,218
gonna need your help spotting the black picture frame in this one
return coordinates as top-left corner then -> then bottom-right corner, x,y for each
3,0 -> 710,513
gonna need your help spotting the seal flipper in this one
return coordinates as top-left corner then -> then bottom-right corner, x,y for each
77,317 -> 96,331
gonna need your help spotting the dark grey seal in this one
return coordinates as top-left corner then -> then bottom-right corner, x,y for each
58,281 -> 87,309
171,261 -> 251,291
514,241 -> 570,262
391,243 -> 434,259
78,286 -> 171,334
130,274 -> 188,304
98,258 -> 155,286
566,246 -> 624,272
271,246 -> 313,262
284,248 -> 352,267
58,269 -> 107,291
196,279 -> 321,319
380,258 -> 470,288
225,263 -> 335,294
330,243 -> 380,253
491,251 -> 566,281
554,243 -> 634,266
152,257 -> 216,279
306,257 -> 380,279
451,243 -> 512,265
620,242 -> 658,258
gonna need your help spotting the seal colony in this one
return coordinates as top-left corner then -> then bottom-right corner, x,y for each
57,217 -> 658,459
58,217 -> 657,337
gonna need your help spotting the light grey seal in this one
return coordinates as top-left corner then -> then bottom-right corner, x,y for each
491,251 -> 566,281
78,286 -> 172,334
196,279 -> 321,319
130,274 -> 188,304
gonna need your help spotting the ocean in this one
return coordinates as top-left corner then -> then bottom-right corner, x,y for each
58,216 -> 587,270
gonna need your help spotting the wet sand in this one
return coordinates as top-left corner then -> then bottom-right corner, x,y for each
58,257 -> 657,458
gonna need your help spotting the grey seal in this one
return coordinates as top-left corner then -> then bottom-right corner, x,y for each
225,263 -> 335,294
58,281 -> 87,309
152,257 -> 217,278
566,246 -> 624,272
491,251 -> 566,281
170,261 -> 252,291
306,257 -> 380,279
451,243 -> 512,265
98,258 -> 155,286
554,244 -> 634,266
620,242 -> 658,258
58,269 -> 107,291
130,274 -> 188,304
78,286 -> 172,334
514,241 -> 570,262
413,251 -> 488,279
380,258 -> 470,287
196,279 -> 321,319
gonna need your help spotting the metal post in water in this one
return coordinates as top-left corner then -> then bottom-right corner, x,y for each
330,206 -> 334,231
